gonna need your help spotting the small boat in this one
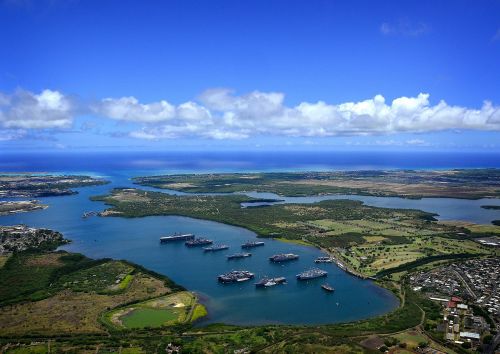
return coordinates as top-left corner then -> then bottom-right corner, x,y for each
321,283 -> 335,292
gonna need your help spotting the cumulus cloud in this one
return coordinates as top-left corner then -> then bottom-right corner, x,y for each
0,89 -> 74,129
90,89 -> 500,140
380,19 -> 430,37
2,88 -> 500,141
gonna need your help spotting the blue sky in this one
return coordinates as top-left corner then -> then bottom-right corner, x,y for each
0,0 -> 499,151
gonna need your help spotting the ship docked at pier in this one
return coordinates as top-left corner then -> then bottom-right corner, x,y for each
296,268 -> 328,280
269,253 -> 299,262
218,270 -> 255,283
160,233 -> 195,243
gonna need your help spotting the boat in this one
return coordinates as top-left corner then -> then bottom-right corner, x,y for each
321,283 -> 335,292
314,256 -> 334,263
218,270 -> 255,283
255,277 -> 287,288
296,268 -> 328,280
203,244 -> 229,252
160,233 -> 195,243
269,253 -> 299,262
227,253 -> 252,260
185,238 -> 213,247
241,241 -> 265,249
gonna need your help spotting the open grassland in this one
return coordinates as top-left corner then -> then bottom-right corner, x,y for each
133,169 -> 500,199
342,235 -> 491,276
0,251 -> 180,336
440,220 -> 500,235
104,291 -> 204,329
93,188 -> 496,277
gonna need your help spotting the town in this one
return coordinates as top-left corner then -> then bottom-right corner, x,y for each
0,225 -> 68,255
410,257 -> 499,351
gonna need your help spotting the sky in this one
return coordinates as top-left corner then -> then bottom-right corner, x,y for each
0,0 -> 499,152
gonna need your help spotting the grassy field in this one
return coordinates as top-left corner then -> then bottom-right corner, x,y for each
104,291 -> 204,329
133,169 -> 500,199
93,188 -> 496,277
0,250 -> 179,336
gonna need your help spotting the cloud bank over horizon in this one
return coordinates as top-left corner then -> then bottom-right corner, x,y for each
1,88 -> 500,142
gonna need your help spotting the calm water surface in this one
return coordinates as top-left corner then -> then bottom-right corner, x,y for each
0,172 -> 402,325
1,152 -> 499,324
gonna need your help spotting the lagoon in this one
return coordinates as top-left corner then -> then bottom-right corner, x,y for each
1,166 -> 499,325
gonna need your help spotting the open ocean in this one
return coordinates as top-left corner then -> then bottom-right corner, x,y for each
1,150 -> 500,173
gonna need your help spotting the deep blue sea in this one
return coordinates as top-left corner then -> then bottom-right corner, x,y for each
1,151 -> 499,325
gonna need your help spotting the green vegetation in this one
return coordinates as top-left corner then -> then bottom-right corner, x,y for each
122,308 -> 178,328
0,251 -> 97,305
191,303 -> 208,322
104,291 -> 203,329
58,260 -> 134,294
133,169 -> 500,199
93,188 -> 495,277
0,249 -> 192,336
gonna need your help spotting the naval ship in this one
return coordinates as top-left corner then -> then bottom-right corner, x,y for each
203,244 -> 229,252
241,241 -> 265,249
185,238 -> 213,247
227,252 -> 252,260
269,253 -> 299,262
255,277 -> 287,288
218,270 -> 255,283
160,233 -> 195,243
296,268 -> 328,280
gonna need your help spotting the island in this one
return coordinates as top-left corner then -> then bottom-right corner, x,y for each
0,200 -> 47,216
0,174 -> 108,198
134,169 -> 500,199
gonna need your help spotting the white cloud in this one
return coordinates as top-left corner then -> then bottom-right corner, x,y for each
2,88 -> 500,141
380,20 -> 430,37
92,90 -> 500,140
0,129 -> 26,141
94,97 -> 176,123
0,89 -> 73,129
